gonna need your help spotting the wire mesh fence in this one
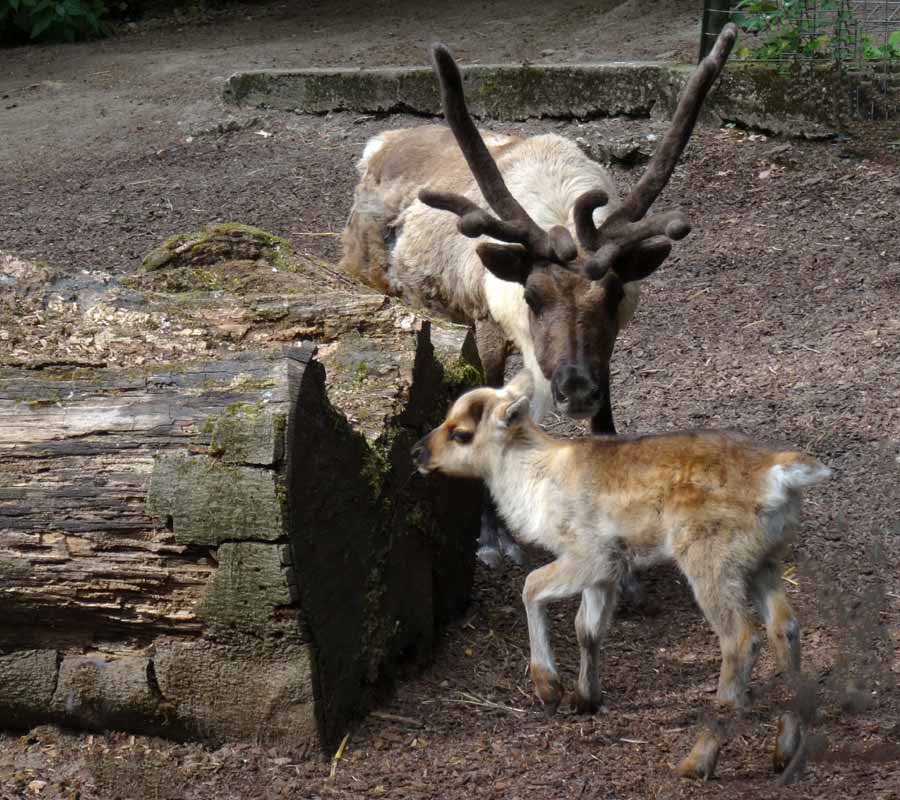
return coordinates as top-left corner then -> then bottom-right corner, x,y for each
847,0 -> 900,117
701,0 -> 900,119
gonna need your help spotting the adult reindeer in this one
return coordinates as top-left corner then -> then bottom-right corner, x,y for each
340,26 -> 737,565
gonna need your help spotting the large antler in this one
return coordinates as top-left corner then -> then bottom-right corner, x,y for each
419,44 -> 578,271
574,24 -> 738,281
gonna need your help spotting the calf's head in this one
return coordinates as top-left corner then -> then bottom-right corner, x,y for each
413,370 -> 534,479
419,27 -> 737,427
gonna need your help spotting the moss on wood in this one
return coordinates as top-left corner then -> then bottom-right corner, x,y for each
197,542 -> 295,638
146,453 -> 283,545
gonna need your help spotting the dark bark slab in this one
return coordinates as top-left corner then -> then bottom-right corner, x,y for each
0,279 -> 481,749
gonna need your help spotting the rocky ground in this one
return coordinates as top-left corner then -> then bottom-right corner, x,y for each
1,2 -> 899,798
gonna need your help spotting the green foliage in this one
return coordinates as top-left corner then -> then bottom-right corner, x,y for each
735,0 -> 900,65
734,0 -> 900,61
0,0 -> 109,44
734,0 -> 853,62
862,30 -> 900,61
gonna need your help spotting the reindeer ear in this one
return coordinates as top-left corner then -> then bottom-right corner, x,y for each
476,243 -> 532,285
613,237 -> 672,284
499,395 -> 530,428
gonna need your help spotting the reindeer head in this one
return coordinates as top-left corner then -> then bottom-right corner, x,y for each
419,27 -> 736,428
412,370 -> 536,479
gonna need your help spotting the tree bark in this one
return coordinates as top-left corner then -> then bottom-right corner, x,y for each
0,238 -> 482,749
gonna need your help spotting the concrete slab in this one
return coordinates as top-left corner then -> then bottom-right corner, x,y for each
224,62 -> 848,138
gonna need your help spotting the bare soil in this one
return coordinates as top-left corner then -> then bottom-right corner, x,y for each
1,3 -> 900,799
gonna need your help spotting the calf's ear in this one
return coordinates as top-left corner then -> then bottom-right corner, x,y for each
499,395 -> 530,428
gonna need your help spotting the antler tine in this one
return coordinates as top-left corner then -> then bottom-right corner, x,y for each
419,188 -> 539,246
573,189 -> 610,252
429,44 -> 538,224
619,24 -> 737,222
571,25 -> 735,280
422,44 -> 577,265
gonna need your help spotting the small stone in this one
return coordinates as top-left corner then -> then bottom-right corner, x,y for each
27,780 -> 48,794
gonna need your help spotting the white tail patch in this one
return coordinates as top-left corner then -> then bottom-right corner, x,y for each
358,134 -> 388,173
782,461 -> 832,489
763,459 -> 831,510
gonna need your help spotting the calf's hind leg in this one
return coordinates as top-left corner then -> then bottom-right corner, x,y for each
751,560 -> 805,774
676,553 -> 761,780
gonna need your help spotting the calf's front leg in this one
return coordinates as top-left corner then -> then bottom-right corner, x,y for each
522,561 -> 572,711
573,585 -> 618,713
522,552 -> 624,712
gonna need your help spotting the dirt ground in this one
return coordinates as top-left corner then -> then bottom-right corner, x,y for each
2,2 -> 900,799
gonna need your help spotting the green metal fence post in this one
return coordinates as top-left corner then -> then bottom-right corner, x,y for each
699,0 -> 735,61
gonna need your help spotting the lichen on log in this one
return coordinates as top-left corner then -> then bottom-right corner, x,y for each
1,241 -> 482,750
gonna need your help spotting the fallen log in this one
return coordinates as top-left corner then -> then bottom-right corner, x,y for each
0,232 -> 483,751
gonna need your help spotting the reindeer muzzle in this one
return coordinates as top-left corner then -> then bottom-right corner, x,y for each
551,363 -> 606,419
412,437 -> 432,473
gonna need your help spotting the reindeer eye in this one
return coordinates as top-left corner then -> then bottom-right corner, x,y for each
450,429 -> 473,445
523,289 -> 543,314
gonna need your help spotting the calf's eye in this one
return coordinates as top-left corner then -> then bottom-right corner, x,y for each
450,430 -> 473,444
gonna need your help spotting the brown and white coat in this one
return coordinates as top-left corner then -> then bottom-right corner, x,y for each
414,370 -> 831,781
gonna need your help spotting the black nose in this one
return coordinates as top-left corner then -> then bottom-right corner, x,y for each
551,364 -> 597,407
411,437 -> 430,466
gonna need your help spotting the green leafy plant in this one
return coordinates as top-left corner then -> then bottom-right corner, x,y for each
862,30 -> 900,60
733,0 -> 858,62
0,0 -> 110,44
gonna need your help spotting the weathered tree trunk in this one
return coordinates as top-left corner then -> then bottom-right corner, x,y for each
0,232 -> 482,751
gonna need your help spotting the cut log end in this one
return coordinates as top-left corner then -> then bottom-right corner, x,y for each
1,290 -> 481,750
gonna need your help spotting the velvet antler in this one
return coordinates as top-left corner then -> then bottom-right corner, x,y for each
419,44 -> 577,271
574,24 -> 737,281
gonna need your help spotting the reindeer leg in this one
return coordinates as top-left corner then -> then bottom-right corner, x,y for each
477,494 -> 525,568
676,552 -> 760,780
589,386 -> 615,436
524,550 -> 625,713
474,317 -> 508,389
572,584 -> 618,713
474,318 -> 525,568
751,560 -> 806,776
522,559 -> 581,711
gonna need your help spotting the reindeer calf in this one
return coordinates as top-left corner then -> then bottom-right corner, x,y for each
413,371 -> 830,780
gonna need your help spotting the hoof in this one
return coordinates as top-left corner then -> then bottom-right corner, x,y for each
774,712 -> 804,774
570,690 -> 603,715
530,664 -> 563,713
476,546 -> 503,569
677,729 -> 721,781
498,535 -> 526,566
